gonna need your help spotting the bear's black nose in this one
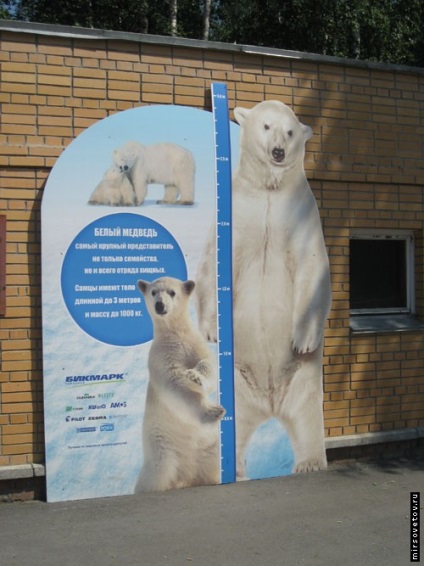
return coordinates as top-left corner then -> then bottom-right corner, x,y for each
272,147 -> 285,162
122,165 -> 129,172
155,301 -> 166,315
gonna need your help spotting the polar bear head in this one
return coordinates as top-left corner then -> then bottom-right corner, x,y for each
103,166 -> 127,187
234,100 -> 312,174
113,141 -> 144,173
138,277 -> 195,324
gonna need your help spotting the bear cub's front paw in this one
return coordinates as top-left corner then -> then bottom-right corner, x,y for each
186,369 -> 203,387
202,404 -> 226,423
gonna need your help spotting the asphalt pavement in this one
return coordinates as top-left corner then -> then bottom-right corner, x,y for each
0,458 -> 422,566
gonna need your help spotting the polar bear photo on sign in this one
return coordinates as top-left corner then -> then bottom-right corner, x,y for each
88,165 -> 135,206
135,277 -> 225,492
113,141 -> 196,205
195,100 -> 332,478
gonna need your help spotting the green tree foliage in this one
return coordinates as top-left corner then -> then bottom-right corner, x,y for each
212,0 -> 424,66
1,0 -> 423,66
2,0 -> 150,32
0,0 -> 205,36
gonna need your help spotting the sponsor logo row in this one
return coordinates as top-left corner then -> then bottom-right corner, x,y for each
76,392 -> 115,400
66,414 -> 128,422
77,423 -> 115,433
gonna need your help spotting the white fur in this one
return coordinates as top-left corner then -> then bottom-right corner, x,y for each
113,141 -> 195,205
195,100 -> 331,477
88,166 -> 135,206
135,277 -> 225,492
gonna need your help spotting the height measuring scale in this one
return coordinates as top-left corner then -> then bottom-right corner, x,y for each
211,83 -> 236,484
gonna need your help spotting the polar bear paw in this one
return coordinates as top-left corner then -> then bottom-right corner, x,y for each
120,196 -> 136,206
292,322 -> 323,354
198,320 -> 218,343
293,458 -> 327,473
186,369 -> 203,387
201,404 -> 226,423
194,359 -> 212,376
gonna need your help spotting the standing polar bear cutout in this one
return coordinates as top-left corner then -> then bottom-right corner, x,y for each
196,100 -> 332,477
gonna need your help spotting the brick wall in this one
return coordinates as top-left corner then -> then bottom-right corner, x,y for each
0,22 -> 423,470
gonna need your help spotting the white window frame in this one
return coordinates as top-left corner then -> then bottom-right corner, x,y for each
350,229 -> 415,316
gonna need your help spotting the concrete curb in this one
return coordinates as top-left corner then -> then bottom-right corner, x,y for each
326,426 -> 424,449
0,463 -> 45,481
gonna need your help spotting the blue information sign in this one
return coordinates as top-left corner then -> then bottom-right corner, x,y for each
61,212 -> 187,346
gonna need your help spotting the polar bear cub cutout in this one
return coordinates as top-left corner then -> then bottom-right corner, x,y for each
195,100 -> 331,477
113,141 -> 195,205
88,166 -> 135,206
135,277 -> 225,492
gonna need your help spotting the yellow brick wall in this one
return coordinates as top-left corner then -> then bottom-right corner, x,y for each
0,25 -> 423,466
